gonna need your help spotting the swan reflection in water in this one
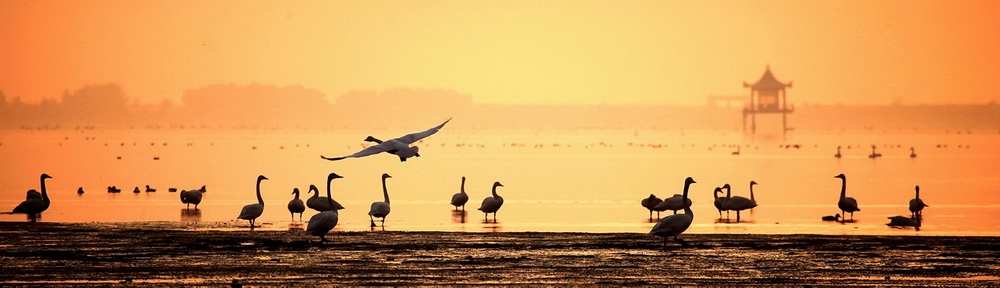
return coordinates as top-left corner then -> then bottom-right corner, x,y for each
451,210 -> 467,224
180,208 -> 202,222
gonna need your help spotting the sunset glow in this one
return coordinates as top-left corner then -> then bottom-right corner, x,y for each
3,1 -> 999,106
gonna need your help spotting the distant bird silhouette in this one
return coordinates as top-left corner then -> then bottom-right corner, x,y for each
655,193 -> 692,215
887,216 -> 921,231
731,146 -> 740,155
649,177 -> 697,249
712,187 -> 726,218
107,186 -> 121,193
834,146 -> 842,158
180,187 -> 206,209
368,173 -> 393,228
835,174 -> 860,222
321,118 -> 452,162
5,174 -> 53,222
822,214 -> 841,221
722,181 -> 759,222
478,182 -> 505,223
909,147 -> 917,158
908,185 -> 928,219
451,177 -> 470,212
641,194 -> 663,221
306,173 -> 344,242
132,187 -> 141,193
237,175 -> 268,228
77,187 -> 85,195
145,185 -> 156,192
288,188 -> 306,221
868,145 -> 882,159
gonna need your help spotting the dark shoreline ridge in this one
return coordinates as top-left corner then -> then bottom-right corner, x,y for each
2,222 -> 998,286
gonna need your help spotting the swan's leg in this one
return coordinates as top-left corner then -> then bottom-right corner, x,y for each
370,215 -> 376,227
736,211 -> 741,222
399,156 -> 407,162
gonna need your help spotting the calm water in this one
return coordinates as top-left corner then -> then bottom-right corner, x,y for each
1,127 -> 998,236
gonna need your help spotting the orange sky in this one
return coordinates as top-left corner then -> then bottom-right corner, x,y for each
2,1 -> 998,106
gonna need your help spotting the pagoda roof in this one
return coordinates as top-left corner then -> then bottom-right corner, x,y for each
744,66 -> 791,90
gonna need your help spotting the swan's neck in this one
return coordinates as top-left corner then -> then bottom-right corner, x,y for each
915,188 -> 920,199
40,176 -> 49,202
256,179 -> 264,206
839,177 -> 847,199
681,182 -> 693,216
294,190 -> 300,199
326,181 -> 335,207
750,183 -> 756,202
492,183 -> 501,198
381,177 -> 390,204
725,187 -> 732,199
460,178 -> 467,195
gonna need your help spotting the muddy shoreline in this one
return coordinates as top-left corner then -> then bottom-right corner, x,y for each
1,222 -> 998,286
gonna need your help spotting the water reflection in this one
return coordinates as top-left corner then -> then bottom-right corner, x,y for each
287,222 -> 303,232
180,208 -> 201,222
451,210 -> 467,223
481,221 -> 503,232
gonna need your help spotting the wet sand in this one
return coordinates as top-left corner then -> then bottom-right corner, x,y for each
1,222 -> 998,287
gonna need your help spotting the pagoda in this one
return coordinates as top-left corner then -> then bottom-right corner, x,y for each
743,66 -> 793,134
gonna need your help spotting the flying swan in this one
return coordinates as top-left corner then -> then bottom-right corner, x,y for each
321,118 -> 452,162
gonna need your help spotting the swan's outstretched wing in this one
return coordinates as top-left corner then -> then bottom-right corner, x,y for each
395,118 -> 452,145
320,142 -> 395,161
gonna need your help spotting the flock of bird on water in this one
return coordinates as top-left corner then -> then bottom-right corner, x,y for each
4,118 -> 932,248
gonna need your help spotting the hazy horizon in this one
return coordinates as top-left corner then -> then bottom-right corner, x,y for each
3,1 -> 999,107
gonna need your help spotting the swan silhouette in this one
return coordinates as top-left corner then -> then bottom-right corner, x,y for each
306,183 -> 344,212
822,214 -> 841,221
180,186 -> 206,209
835,174 -> 860,222
868,145 -> 882,159
722,181 -> 759,222
368,173 -> 392,228
321,118 -> 451,162
145,185 -> 157,192
288,188 -> 306,221
834,146 -> 842,158
649,177 -> 696,249
909,147 -> 917,158
237,175 -> 268,228
5,174 -> 53,222
478,182 -> 505,223
712,187 -> 726,218
654,193 -> 691,215
451,177 -> 470,212
908,185 -> 928,219
641,194 -> 663,221
307,173 -> 344,242
887,215 -> 921,231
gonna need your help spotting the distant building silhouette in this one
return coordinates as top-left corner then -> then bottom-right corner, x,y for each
743,66 -> 793,135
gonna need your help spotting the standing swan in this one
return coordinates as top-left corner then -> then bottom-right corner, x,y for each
834,146 -> 842,158
307,184 -> 344,212
909,147 -> 917,158
649,177 -> 697,249
654,194 -> 692,215
835,174 -> 860,222
368,173 -> 392,228
722,181 -> 759,222
868,145 -> 882,159
712,187 -> 726,218
5,174 -> 53,222
908,185 -> 928,219
287,188 -> 306,221
641,194 -> 663,221
180,187 -> 205,210
237,175 -> 268,228
478,182 -> 505,223
306,173 -> 344,242
451,177 -> 470,211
